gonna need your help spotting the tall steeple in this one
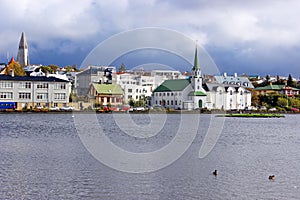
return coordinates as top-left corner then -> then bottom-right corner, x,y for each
192,45 -> 200,71
191,44 -> 203,92
17,32 -> 29,67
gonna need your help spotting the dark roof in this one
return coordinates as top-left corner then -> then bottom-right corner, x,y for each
153,79 -> 190,92
0,75 -> 69,82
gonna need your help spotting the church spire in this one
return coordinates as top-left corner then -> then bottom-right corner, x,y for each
192,44 -> 200,71
17,32 -> 29,67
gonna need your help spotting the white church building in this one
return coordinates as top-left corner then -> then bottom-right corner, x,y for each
151,47 -> 252,110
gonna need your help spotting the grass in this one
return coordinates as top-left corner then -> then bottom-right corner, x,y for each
217,113 -> 285,118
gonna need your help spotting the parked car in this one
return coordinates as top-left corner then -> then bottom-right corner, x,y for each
134,107 -> 145,111
49,106 -> 60,111
291,107 -> 300,113
260,106 -> 267,111
269,108 -> 277,112
60,106 -> 74,111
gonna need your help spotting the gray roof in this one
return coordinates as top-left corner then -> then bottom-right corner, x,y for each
214,75 -> 254,88
0,75 -> 69,82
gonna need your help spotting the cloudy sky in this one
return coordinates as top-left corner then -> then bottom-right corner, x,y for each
0,0 -> 300,77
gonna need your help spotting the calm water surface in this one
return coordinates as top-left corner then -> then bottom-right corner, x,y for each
0,113 -> 300,199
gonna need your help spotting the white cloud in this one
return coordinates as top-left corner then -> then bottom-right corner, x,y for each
0,0 -> 300,74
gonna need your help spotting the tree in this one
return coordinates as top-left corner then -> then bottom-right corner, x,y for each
290,98 -> 300,108
48,64 -> 59,73
5,60 -> 25,76
277,97 -> 288,107
287,74 -> 296,87
249,89 -> 259,106
119,63 -> 126,73
128,98 -> 135,107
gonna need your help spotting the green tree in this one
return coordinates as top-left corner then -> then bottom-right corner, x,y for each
48,64 -> 59,73
287,74 -> 296,87
277,97 -> 288,107
64,65 -> 73,72
290,98 -> 300,108
119,63 -> 126,72
128,98 -> 135,107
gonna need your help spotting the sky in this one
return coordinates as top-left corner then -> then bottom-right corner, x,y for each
0,0 -> 300,77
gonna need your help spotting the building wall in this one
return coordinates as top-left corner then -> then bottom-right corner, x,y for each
0,80 -> 71,110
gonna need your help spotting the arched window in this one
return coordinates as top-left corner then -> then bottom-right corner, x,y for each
230,90 -> 233,95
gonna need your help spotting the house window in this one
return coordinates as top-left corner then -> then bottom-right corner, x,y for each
54,93 -> 66,100
128,89 -> 132,93
171,100 -> 173,105
37,93 -> 48,100
167,93 -> 170,96
219,90 -> 222,95
54,83 -> 66,90
54,103 -> 58,107
19,92 -> 31,99
175,100 -> 178,105
163,93 -> 165,96
0,92 -> 13,99
167,100 -> 169,105
240,91 -> 243,95
230,90 -> 233,95
37,83 -> 48,89
136,95 -> 138,100
156,100 -> 158,104
20,82 -> 31,89
136,89 -> 138,93
159,93 -> 161,96
0,82 -> 13,88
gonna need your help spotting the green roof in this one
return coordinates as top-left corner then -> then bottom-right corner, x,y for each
188,91 -> 207,96
255,84 -> 300,91
92,83 -> 123,95
153,79 -> 190,92
254,85 -> 283,90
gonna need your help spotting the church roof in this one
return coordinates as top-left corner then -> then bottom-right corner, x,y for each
19,32 -> 28,49
92,83 -> 123,95
188,91 -> 206,96
153,79 -> 190,92
192,47 -> 200,71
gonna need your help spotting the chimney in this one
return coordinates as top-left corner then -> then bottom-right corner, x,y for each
234,73 -> 237,78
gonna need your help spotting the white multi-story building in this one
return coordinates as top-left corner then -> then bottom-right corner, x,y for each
0,74 -> 71,110
115,69 -> 187,105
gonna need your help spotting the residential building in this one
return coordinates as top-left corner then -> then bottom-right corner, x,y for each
0,75 -> 71,110
88,83 -> 124,107
75,65 -> 116,96
254,83 -> 300,97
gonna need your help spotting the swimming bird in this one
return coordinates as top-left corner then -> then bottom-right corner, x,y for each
213,170 -> 218,176
269,175 -> 275,180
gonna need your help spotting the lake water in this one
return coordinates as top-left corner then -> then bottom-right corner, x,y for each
0,113 -> 300,199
